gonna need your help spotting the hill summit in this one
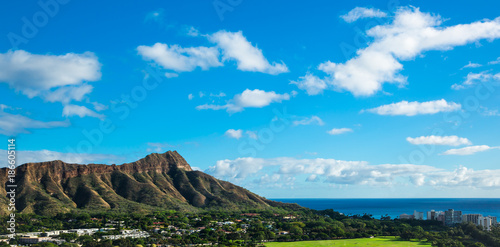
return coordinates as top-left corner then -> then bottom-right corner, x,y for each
0,151 -> 288,215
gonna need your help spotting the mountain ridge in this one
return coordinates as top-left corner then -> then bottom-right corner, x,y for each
0,151 -> 294,215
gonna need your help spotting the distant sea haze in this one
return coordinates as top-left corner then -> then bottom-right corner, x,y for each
272,198 -> 500,219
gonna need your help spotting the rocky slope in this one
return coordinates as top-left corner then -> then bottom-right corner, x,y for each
0,151 -> 289,215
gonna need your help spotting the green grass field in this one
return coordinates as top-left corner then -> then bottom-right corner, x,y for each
265,237 -> 432,246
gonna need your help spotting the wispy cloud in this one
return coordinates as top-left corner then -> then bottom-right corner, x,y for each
327,128 -> 353,135
451,71 -> 500,90
0,149 -> 121,166
364,99 -> 461,116
441,145 -> 499,155
62,104 -> 104,119
461,61 -> 482,69
196,89 -> 293,113
407,135 -> 472,146
0,107 -> 69,135
340,7 -> 387,23
293,116 -> 324,126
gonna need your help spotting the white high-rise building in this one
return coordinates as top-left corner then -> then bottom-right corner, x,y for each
414,210 -> 424,220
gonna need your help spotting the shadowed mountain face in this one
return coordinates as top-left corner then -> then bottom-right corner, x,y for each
0,151 -> 287,215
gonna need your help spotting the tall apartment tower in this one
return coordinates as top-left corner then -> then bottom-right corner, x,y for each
463,214 -> 482,225
444,209 -> 462,226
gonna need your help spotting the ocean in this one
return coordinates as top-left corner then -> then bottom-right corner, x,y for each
272,198 -> 500,219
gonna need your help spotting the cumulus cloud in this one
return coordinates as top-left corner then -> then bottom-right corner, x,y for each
0,50 -> 101,102
209,30 -> 288,74
407,135 -> 472,146
0,109 -> 69,135
441,145 -> 499,155
295,7 -> 500,96
206,156 -> 440,186
207,156 -> 500,189
327,128 -> 352,135
196,89 -> 292,113
225,129 -> 243,139
0,149 -> 120,166
137,43 -> 222,72
428,166 -> 500,188
62,104 -> 105,119
365,99 -> 461,116
293,116 -> 324,126
451,71 -> 500,90
290,73 -> 327,95
138,30 -> 288,76
205,157 -> 266,179
340,7 -> 387,23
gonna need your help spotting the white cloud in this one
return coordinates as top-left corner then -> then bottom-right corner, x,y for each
0,110 -> 69,135
489,57 -> 500,65
206,156 -> 439,186
62,104 -> 104,119
210,92 -> 226,98
225,129 -> 243,139
0,149 -> 120,166
44,84 -> 94,104
327,128 -> 353,135
297,7 -> 500,96
461,61 -> 482,69
205,157 -> 266,179
365,99 -> 461,116
138,30 -> 288,76
144,9 -> 164,23
137,43 -> 222,72
428,166 -> 500,188
186,26 -> 200,37
290,73 -> 327,95
293,116 -> 324,126
0,50 -> 101,101
441,145 -> 499,155
89,101 -> 108,112
188,94 -> 194,100
207,156 -> 500,189
146,142 -> 174,153
208,30 -> 288,75
246,130 -> 258,139
407,135 -> 472,146
479,106 -> 500,116
164,72 -> 179,78
340,7 -> 387,23
452,71 -> 500,90
196,89 -> 292,113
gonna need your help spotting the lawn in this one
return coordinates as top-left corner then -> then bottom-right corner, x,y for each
265,237 -> 432,246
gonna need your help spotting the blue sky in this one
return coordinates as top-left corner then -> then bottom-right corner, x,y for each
1,0 -> 500,198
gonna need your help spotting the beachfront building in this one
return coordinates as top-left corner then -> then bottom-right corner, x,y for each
444,209 -> 462,226
427,210 -> 437,220
463,214 -> 482,225
413,210 -> 424,220
399,213 -> 413,220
